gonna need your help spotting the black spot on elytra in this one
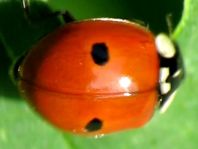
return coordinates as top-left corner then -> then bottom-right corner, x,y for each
91,43 -> 109,65
85,118 -> 103,132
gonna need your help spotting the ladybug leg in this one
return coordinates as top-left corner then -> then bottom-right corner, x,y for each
22,0 -> 75,23
22,0 -> 30,17
55,11 -> 75,23
155,33 -> 185,113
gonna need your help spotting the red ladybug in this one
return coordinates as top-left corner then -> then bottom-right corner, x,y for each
17,18 -> 184,136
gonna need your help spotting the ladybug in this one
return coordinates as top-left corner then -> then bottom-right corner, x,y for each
16,8 -> 184,136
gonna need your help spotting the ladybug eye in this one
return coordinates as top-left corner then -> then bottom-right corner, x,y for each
91,43 -> 109,65
85,118 -> 103,132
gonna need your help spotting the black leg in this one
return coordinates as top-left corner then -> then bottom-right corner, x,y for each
22,0 -> 31,22
22,0 -> 75,23
53,10 -> 75,23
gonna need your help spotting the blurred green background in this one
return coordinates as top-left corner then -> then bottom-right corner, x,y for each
0,0 -> 197,149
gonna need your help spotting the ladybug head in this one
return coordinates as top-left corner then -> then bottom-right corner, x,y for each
155,33 -> 185,113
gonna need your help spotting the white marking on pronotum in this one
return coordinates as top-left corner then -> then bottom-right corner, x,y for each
155,33 -> 176,58
173,69 -> 182,78
159,67 -> 170,82
160,83 -> 171,95
159,67 -> 171,94
160,90 -> 177,114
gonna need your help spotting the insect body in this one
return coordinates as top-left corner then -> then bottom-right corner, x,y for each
17,18 -> 184,136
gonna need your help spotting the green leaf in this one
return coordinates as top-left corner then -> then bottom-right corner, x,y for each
0,0 -> 197,149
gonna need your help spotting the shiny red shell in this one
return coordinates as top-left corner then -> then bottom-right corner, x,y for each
18,18 -> 159,136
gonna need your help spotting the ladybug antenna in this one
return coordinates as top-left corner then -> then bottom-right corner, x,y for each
166,13 -> 173,36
